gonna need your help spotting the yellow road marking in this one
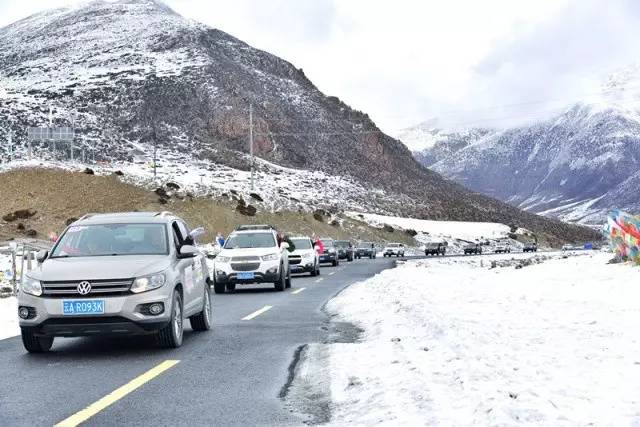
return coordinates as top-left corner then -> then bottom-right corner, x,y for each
291,287 -> 306,295
55,360 -> 180,427
242,305 -> 273,320
315,278 -> 324,283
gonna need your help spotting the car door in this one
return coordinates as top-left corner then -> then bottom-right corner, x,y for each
172,221 -> 199,315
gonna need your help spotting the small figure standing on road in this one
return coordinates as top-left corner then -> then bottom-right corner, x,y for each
313,235 -> 324,255
216,232 -> 225,247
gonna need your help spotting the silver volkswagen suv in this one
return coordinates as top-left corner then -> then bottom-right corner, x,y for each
18,212 -> 212,352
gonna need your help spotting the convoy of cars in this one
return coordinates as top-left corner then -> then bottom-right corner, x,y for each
15,210 -> 559,353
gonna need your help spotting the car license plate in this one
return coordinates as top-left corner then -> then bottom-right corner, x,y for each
237,272 -> 255,280
62,299 -> 105,315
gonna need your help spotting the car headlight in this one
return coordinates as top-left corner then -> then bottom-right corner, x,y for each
22,276 -> 42,297
131,272 -> 166,294
216,256 -> 231,263
261,253 -> 279,261
302,253 -> 314,259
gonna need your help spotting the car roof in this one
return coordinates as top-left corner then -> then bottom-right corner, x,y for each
231,229 -> 276,235
289,236 -> 311,240
75,212 -> 178,225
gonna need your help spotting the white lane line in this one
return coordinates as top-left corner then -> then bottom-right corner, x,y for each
315,278 -> 324,283
291,287 -> 306,295
242,305 -> 273,320
329,272 -> 336,276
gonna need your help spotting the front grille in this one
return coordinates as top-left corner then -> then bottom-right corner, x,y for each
289,255 -> 302,265
231,256 -> 260,262
231,262 -> 261,271
41,278 -> 133,298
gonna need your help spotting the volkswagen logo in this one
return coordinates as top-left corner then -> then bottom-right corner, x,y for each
77,281 -> 92,295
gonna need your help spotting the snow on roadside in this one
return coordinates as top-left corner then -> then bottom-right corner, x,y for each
0,297 -> 18,340
323,253 -> 640,425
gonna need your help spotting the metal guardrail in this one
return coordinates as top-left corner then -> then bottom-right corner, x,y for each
0,242 -> 49,297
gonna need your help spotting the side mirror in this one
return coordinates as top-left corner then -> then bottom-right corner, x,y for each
178,245 -> 198,259
36,250 -> 48,264
189,227 -> 205,240
280,242 -> 290,250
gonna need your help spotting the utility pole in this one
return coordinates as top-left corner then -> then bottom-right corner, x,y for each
249,103 -> 254,191
8,130 -> 12,162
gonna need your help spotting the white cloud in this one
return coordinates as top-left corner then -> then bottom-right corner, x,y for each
1,0 -> 639,132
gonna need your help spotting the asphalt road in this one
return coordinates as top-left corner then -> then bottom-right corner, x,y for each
0,256 -> 402,427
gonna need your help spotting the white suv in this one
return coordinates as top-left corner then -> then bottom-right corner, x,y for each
383,243 -> 405,257
213,225 -> 291,293
288,236 -> 320,276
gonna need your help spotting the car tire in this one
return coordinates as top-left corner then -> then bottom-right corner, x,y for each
226,283 -> 236,292
213,277 -> 226,294
190,287 -> 212,332
21,329 -> 53,353
158,290 -> 184,349
332,259 -> 338,267
285,268 -> 292,289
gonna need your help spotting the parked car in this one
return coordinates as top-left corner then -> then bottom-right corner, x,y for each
523,242 -> 538,252
424,242 -> 447,256
18,211 -> 211,352
288,236 -> 320,276
493,242 -> 511,253
334,240 -> 354,262
213,225 -> 291,293
319,238 -> 340,266
562,244 -> 575,251
463,243 -> 483,255
383,243 -> 405,257
356,241 -> 376,259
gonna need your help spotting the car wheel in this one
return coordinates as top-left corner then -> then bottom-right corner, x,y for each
285,268 -> 292,289
158,290 -> 184,349
311,264 -> 318,277
190,286 -> 212,331
274,268 -> 286,291
213,277 -> 225,294
21,329 -> 53,353
226,283 -> 236,292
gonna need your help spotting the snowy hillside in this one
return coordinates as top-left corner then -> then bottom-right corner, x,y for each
397,121 -> 494,166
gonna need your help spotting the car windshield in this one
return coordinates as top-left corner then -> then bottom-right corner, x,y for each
290,238 -> 312,250
388,243 -> 400,247
320,239 -> 334,247
359,242 -> 373,247
50,223 -> 168,257
225,232 -> 276,249
335,241 -> 350,248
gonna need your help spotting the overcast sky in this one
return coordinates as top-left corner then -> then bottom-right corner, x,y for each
1,0 -> 640,132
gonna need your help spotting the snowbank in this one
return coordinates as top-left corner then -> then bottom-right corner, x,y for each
0,297 -> 18,340
323,253 -> 640,425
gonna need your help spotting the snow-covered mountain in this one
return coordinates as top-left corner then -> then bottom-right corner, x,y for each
409,66 -> 640,225
0,0 -> 598,243
398,122 -> 495,167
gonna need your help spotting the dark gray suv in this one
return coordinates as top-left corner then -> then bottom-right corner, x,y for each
18,212 -> 212,352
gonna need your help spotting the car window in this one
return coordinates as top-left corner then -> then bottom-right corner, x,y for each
290,238 -> 312,249
320,239 -> 333,246
51,223 -> 169,257
225,232 -> 276,249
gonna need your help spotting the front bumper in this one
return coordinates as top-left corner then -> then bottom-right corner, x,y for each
18,285 -> 175,337
214,259 -> 281,284
290,261 -> 315,274
319,253 -> 337,263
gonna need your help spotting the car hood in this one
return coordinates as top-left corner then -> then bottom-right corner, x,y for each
28,256 -> 172,281
219,247 -> 279,258
291,249 -> 316,256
